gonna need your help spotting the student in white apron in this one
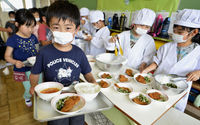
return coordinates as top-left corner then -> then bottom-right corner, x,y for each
142,9 -> 200,112
74,8 -> 94,54
84,10 -> 114,56
110,8 -> 156,71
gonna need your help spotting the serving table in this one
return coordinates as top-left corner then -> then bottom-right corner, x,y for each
80,62 -> 187,125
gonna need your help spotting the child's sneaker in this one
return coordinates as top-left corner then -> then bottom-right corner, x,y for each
25,99 -> 32,107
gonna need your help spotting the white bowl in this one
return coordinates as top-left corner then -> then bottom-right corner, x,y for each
74,83 -> 101,102
113,83 -> 133,95
86,55 -> 95,62
34,82 -> 64,101
157,81 -> 188,96
155,74 -> 172,84
115,74 -> 131,83
95,53 -> 127,72
27,56 -> 36,65
51,93 -> 85,115
98,72 -> 113,79
146,89 -> 168,102
129,92 -> 151,106
96,79 -> 111,89
134,73 -> 153,85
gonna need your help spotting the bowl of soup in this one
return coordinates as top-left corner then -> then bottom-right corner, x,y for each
34,82 -> 64,101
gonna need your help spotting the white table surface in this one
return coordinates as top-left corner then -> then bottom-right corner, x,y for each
81,62 -> 188,125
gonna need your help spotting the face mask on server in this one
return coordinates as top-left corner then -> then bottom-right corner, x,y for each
135,27 -> 148,35
52,31 -> 74,45
172,32 -> 192,43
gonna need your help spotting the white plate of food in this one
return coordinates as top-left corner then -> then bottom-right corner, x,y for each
124,68 -> 138,77
129,92 -> 151,106
51,93 -> 85,115
96,79 -> 111,89
115,74 -> 131,83
113,83 -> 133,95
134,73 -> 153,85
146,89 -> 168,102
98,72 -> 113,79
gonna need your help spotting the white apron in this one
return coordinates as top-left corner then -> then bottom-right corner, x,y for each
90,26 -> 114,56
154,42 -> 200,112
117,31 -> 156,69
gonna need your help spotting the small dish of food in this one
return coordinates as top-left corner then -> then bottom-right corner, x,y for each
98,72 -> 112,79
113,83 -> 132,95
96,79 -> 111,88
115,74 -> 131,82
34,82 -> 64,101
134,73 -> 153,85
124,68 -> 138,77
129,92 -> 151,106
51,93 -> 85,115
146,89 -> 168,102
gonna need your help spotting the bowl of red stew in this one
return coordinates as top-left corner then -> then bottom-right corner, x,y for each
34,82 -> 64,101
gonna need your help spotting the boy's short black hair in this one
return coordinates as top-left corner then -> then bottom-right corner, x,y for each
15,9 -> 36,28
46,1 -> 80,28
29,7 -> 42,23
8,11 -> 15,16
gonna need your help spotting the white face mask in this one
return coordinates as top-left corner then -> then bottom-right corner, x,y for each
135,27 -> 148,35
172,33 -> 187,43
53,31 -> 74,45
35,18 -> 40,22
10,18 -> 15,21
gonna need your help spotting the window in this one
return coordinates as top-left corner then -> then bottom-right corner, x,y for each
0,0 -> 33,12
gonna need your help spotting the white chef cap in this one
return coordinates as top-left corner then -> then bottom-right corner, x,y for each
132,8 -> 156,26
89,10 -> 104,23
80,7 -> 89,16
174,9 -> 200,28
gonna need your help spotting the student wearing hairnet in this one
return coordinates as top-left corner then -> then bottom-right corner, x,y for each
142,9 -> 200,112
110,8 -> 156,71
85,10 -> 114,56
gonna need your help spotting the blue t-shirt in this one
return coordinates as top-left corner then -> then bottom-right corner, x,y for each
6,34 -> 38,72
31,44 -> 91,86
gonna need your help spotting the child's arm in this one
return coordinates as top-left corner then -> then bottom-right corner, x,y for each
29,73 -> 40,95
141,62 -> 158,74
83,72 -> 97,84
4,46 -> 24,68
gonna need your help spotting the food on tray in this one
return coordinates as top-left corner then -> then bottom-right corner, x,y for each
132,94 -> 149,105
166,83 -> 177,88
119,74 -> 128,82
98,80 -> 109,88
136,75 -> 151,84
40,88 -> 60,94
101,73 -> 112,79
125,69 -> 134,77
114,84 -> 131,93
56,96 -> 80,112
148,92 -> 165,101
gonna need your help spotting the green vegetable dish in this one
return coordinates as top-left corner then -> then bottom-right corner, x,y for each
138,94 -> 149,104
144,76 -> 151,83
56,97 -> 69,110
166,83 -> 177,88
117,88 -> 131,93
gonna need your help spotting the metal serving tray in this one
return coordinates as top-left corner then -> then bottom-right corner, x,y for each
34,92 -> 113,122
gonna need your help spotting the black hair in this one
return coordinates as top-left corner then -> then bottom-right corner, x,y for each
29,7 -> 42,23
46,1 -> 80,28
39,6 -> 48,23
174,24 -> 200,44
15,9 -> 36,31
8,11 -> 15,16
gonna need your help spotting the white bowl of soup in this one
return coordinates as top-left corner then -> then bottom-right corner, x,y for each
34,82 -> 64,101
